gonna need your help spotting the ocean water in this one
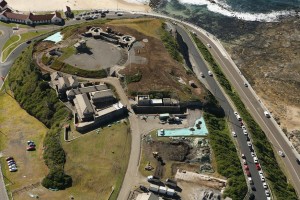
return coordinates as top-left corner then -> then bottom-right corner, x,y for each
127,0 -> 300,22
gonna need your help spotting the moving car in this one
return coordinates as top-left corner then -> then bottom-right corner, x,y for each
278,150 -> 285,157
260,175 -> 265,182
208,71 -> 213,76
139,185 -> 148,192
255,163 -> 261,170
232,131 -> 237,137
253,157 -> 258,163
264,111 -> 270,118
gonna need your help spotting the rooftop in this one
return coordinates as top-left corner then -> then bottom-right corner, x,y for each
74,93 -> 94,120
95,102 -> 124,117
90,89 -> 114,100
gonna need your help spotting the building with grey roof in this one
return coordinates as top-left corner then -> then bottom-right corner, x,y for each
73,93 -> 94,121
90,89 -> 115,104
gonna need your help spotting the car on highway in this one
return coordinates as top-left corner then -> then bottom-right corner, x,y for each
263,182 -> 268,189
232,131 -> 237,137
258,170 -> 263,176
247,141 -> 252,147
208,71 -> 213,76
248,177 -> 253,185
264,111 -> 271,118
246,170 -> 251,177
255,163 -> 261,170
265,190 -> 270,197
253,157 -> 258,163
278,150 -> 285,157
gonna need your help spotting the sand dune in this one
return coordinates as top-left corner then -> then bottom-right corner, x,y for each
5,0 -> 150,12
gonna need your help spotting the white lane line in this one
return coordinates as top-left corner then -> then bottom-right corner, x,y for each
210,46 -> 300,183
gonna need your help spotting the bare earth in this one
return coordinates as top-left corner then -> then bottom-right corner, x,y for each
5,0 -> 150,12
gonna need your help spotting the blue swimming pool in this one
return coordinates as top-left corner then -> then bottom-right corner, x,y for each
157,117 -> 208,137
43,32 -> 63,43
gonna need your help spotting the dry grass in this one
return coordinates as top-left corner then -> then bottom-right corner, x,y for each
106,18 -> 163,39
17,122 -> 131,200
0,91 -> 48,192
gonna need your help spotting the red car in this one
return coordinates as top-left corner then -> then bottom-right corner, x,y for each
255,163 -> 261,170
244,165 -> 249,170
27,146 -> 36,151
246,170 -> 251,177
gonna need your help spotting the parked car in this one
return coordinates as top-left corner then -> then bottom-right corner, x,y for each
27,140 -> 34,145
116,12 -> 124,16
27,146 -> 36,151
251,152 -> 256,157
207,43 -> 211,48
241,154 -> 246,159
246,136 -> 251,141
236,114 -> 242,121
7,160 -> 15,165
26,40 -> 31,44
6,157 -> 14,161
244,82 -> 248,87
234,111 -> 238,116
251,185 -> 256,191
101,13 -> 106,17
241,125 -> 246,130
208,71 -> 213,76
9,167 -> 17,172
139,185 -> 148,192
243,130 -> 248,136
9,164 -> 16,169
263,182 -> 268,189
297,158 -> 300,165
248,177 -> 253,185
247,141 -> 252,147
200,72 -> 204,78
244,165 -> 249,170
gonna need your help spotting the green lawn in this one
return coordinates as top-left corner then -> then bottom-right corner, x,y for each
0,21 -> 30,28
2,35 -> 20,52
2,30 -> 49,62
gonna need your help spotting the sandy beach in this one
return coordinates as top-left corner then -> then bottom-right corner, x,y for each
5,0 -> 150,12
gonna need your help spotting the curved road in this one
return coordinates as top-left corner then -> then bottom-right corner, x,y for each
1,10 -> 299,200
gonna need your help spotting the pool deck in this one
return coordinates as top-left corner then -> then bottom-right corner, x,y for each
43,32 -> 62,43
157,117 -> 208,137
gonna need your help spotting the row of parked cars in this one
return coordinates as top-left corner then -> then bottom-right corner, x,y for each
6,157 -> 17,172
233,112 -> 271,198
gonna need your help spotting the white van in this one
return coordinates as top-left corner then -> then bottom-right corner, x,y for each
264,111 -> 270,118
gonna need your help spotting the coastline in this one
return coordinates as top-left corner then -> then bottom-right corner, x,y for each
5,0 -> 151,12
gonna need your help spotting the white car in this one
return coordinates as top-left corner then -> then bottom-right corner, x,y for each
232,131 -> 237,137
200,72 -> 204,78
208,71 -> 213,76
260,175 -> 265,182
243,130 -> 248,136
264,111 -> 270,118
258,170 -> 263,176
9,167 -> 17,172
207,43 -> 211,48
253,157 -> 258,163
247,141 -> 252,147
234,111 -> 238,116
265,190 -> 270,197
278,150 -> 285,157
243,159 -> 247,165
251,152 -> 256,157
241,125 -> 246,130
236,114 -> 242,121
263,182 -> 268,189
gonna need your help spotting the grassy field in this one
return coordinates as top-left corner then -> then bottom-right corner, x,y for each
0,21 -> 30,28
107,18 -> 163,39
0,90 -> 48,193
49,122 -> 131,199
2,30 -> 49,62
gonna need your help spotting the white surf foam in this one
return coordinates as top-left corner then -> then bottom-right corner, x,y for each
178,0 -> 298,22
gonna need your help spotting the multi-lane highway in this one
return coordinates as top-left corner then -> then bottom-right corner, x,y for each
0,9 -> 299,200
176,25 -> 267,199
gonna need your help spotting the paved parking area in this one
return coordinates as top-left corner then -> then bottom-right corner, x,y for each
64,38 -> 125,70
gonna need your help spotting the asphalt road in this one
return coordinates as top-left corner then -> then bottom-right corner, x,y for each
184,24 -> 300,197
176,25 -> 267,199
